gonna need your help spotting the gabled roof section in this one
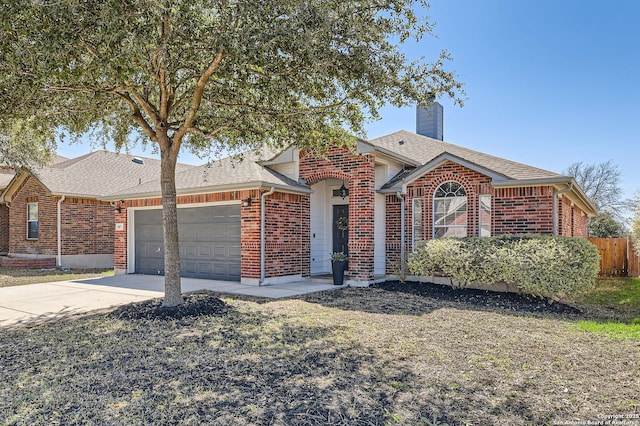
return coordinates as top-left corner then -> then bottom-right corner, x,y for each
0,154 -> 67,192
51,154 -> 68,164
102,150 -> 311,200
6,151 -> 193,199
368,130 -> 562,181
0,168 -> 15,190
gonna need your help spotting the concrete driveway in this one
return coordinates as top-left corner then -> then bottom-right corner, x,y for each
0,274 -> 341,328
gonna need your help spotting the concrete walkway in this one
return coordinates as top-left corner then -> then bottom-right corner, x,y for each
0,274 -> 342,328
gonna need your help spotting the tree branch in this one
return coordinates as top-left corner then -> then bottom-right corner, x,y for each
126,88 -> 161,127
158,14 -> 171,123
173,53 -> 225,149
114,91 -> 158,142
187,124 -> 233,138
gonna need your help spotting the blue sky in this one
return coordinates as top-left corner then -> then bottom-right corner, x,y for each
57,0 -> 640,199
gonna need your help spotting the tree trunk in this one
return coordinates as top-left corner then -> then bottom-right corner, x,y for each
160,143 -> 183,307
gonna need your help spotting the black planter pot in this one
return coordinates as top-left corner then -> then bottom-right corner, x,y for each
331,260 -> 347,285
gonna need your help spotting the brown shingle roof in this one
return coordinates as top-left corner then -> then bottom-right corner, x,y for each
32,151 -> 193,198
104,150 -> 309,199
368,130 -> 563,181
0,168 -> 15,190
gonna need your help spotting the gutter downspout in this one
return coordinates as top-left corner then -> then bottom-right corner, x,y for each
553,182 -> 573,236
260,187 -> 276,285
57,195 -> 65,268
396,189 -> 406,277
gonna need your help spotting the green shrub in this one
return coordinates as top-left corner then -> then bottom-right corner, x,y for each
407,235 -> 600,297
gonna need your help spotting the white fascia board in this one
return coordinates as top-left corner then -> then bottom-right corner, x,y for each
491,176 -> 573,188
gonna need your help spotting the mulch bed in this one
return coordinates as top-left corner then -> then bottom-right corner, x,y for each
108,291 -> 230,321
300,280 -> 583,318
374,280 -> 582,315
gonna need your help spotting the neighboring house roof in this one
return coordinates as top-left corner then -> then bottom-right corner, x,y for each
103,149 -> 310,200
3,151 -> 194,200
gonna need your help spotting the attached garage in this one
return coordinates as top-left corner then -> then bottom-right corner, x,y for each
134,205 -> 241,280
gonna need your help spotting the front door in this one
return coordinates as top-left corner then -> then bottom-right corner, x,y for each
332,204 -> 349,256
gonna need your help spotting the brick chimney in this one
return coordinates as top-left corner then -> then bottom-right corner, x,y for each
416,97 -> 443,140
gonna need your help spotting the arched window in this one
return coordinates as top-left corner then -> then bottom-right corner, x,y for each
433,181 -> 467,238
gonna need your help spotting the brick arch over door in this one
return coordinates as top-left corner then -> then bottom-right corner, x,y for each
304,171 -> 352,187
299,148 -> 376,282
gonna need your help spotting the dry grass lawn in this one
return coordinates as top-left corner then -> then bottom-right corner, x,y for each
0,282 -> 639,425
0,268 -> 113,288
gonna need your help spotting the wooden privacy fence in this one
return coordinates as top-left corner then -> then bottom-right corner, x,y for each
588,238 -> 640,277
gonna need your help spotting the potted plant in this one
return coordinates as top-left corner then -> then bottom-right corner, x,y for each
330,251 -> 348,285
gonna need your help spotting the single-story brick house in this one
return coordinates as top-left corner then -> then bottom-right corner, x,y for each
0,151 -> 192,269
102,103 -> 597,286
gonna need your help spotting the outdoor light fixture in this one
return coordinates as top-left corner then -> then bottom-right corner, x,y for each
115,200 -> 125,213
241,197 -> 252,207
339,181 -> 349,199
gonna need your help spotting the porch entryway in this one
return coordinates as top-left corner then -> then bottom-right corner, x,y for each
310,178 -> 349,275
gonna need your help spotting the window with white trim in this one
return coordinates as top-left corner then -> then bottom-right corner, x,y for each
479,194 -> 491,237
412,198 -> 424,250
27,202 -> 38,239
433,181 -> 467,238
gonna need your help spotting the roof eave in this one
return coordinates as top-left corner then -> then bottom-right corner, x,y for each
100,181 -> 312,201
491,176 -> 573,188
358,140 -> 422,167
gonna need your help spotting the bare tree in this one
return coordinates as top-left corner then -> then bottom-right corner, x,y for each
565,161 -> 629,220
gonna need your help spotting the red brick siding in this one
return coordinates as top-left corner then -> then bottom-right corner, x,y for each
299,146 -> 376,282
8,176 -> 114,257
494,186 -> 554,235
557,197 -> 572,236
573,205 -> 589,238
557,197 -> 589,237
60,198 -> 113,255
8,176 -> 58,255
114,205 -> 128,271
0,204 -> 8,253
300,194 -> 311,277
0,256 -> 56,269
264,192 -> 305,278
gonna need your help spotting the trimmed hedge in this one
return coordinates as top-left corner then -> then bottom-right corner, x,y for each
407,235 -> 600,297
